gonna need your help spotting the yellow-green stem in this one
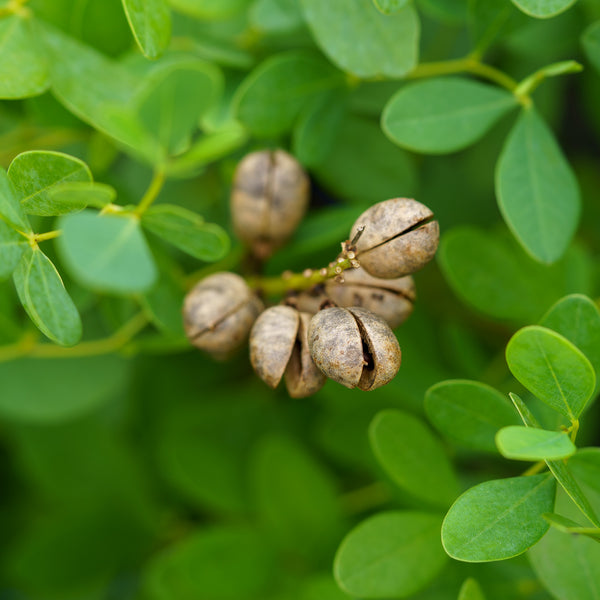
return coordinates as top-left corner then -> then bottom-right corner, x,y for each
522,461 -> 547,476
34,230 -> 62,243
135,168 -> 166,216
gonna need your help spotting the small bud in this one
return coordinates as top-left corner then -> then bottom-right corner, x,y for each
349,198 -> 439,278
183,272 -> 263,359
308,307 -> 401,391
250,305 -> 325,398
231,149 -> 309,259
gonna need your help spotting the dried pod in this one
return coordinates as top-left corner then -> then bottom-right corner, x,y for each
183,272 -> 263,358
250,305 -> 325,398
231,149 -> 309,259
308,306 -> 401,391
325,268 -> 415,328
350,198 -> 439,278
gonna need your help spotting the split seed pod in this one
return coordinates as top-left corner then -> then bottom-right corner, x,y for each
250,305 -> 325,398
183,272 -> 264,359
308,306 -> 401,391
350,198 -> 439,278
231,149 -> 309,259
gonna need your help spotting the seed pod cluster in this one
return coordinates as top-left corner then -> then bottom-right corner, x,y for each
231,149 -> 310,259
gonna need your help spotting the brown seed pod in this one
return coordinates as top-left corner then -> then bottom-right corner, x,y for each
349,198 -> 439,278
326,268 -> 415,328
250,305 -> 325,397
308,306 -> 401,391
231,149 -> 309,259
183,272 -> 264,359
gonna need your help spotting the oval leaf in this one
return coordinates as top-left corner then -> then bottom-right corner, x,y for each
495,426 -> 576,461
300,0 -> 419,78
48,182 -> 116,211
142,204 -> 229,261
13,247 -> 82,346
334,511 -> 447,598
425,380 -> 521,452
441,474 -> 556,561
0,219 -> 27,279
57,210 -> 157,294
121,0 -> 171,59
234,51 -> 343,137
459,578 -> 486,600
496,107 -> 580,263
369,409 -> 460,508
506,326 -> 595,420
0,15 -> 49,99
582,20 -> 600,76
511,0 -> 577,19
382,77 -> 517,154
0,167 -> 31,233
8,151 -> 92,216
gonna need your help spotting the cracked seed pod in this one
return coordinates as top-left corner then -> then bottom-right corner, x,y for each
250,305 -> 325,398
183,272 -> 264,359
308,306 -> 401,391
231,149 -> 309,259
350,198 -> 439,278
326,268 -> 415,328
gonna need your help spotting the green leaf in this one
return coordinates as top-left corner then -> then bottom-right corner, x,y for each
141,204 -> 229,261
0,15 -> 49,98
570,448 -> 600,514
540,294 -> 600,392
506,325 -> 595,420
40,23 -> 158,161
529,513 -> 600,600
249,0 -> 304,33
0,355 -> 129,422
373,0 -> 409,14
582,20 -> 600,75
382,77 -> 517,154
334,511 -> 447,598
234,51 -> 343,137
511,0 -> 577,19
458,578 -> 486,600
509,393 -> 541,428
121,0 -> 171,59
169,0 -> 252,19
468,0 -> 525,51
495,107 -> 580,263
425,380 -> 522,453
136,58 -> 222,157
48,182 -> 117,211
496,426 -> 576,461
369,409 -> 460,508
0,167 -> 31,233
250,434 -> 342,561
8,151 -> 92,216
300,0 -> 419,78
0,219 -> 27,279
441,474 -> 556,561
143,525 -> 276,600
438,227 -> 591,323
542,513 -> 600,541
57,210 -> 157,294
13,247 -> 82,346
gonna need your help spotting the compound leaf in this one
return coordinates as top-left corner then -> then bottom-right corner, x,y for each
382,77 -> 517,154
496,107 -> 580,263
121,0 -> 171,59
13,247 -> 81,346
334,511 -> 447,598
442,474 -> 555,561
495,426 -> 575,461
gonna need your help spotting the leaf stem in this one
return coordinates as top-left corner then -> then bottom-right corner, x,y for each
33,230 -> 62,243
135,168 -> 166,216
522,461 -> 547,476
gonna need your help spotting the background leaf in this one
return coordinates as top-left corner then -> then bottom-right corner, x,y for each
373,0 -> 409,14
12,247 -> 82,346
121,0 -> 171,59
369,409 -> 460,508
506,326 -> 595,420
495,426 -> 576,461
582,20 -> 600,75
382,77 -> 517,154
0,15 -> 49,98
47,181 -> 116,211
0,220 -> 27,280
0,168 -> 31,233
57,210 -> 157,293
8,151 -> 92,216
495,107 -> 580,263
425,380 -> 522,452
442,474 -> 556,562
511,0 -> 577,19
458,577 -> 486,600
300,0 -> 419,78
334,511 -> 447,598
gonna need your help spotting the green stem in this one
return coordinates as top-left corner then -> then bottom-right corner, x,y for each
135,168 -> 166,216
246,257 -> 356,296
522,461 -> 547,476
514,60 -> 583,100
34,230 -> 62,243
569,419 -> 579,444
